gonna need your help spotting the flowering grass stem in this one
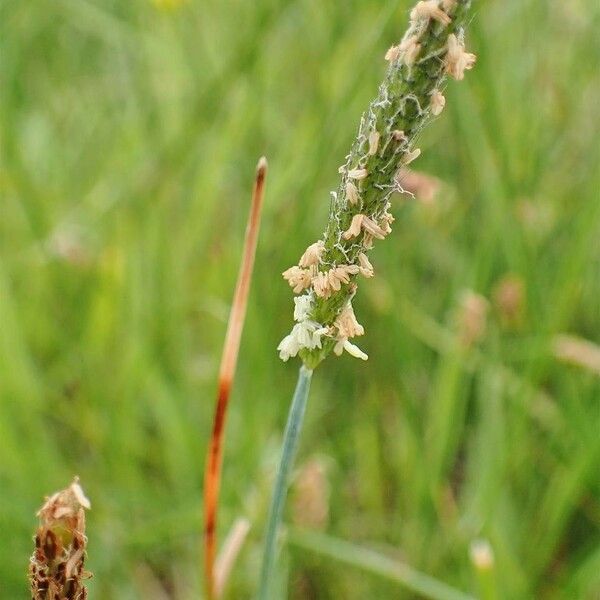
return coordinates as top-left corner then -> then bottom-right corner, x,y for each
257,366 -> 313,599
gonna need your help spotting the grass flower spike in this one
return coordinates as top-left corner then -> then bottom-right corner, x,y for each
279,0 -> 476,369
262,2 -> 476,597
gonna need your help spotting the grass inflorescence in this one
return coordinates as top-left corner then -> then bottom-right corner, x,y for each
279,0 -> 476,368
1,0 -> 598,597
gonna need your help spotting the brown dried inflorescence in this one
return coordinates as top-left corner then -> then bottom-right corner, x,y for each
29,478 -> 91,600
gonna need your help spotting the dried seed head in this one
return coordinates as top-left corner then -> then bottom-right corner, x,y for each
445,33 -> 476,80
30,478 -> 91,600
299,240 -> 325,268
411,0 -> 452,26
430,89 -> 446,115
368,131 -> 380,155
282,266 -> 312,293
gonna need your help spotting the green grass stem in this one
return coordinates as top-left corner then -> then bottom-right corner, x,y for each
258,366 -> 313,599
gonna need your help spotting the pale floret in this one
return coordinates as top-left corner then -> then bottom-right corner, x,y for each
430,89 -> 446,116
278,320 -> 328,361
293,294 -> 313,322
333,339 -> 368,361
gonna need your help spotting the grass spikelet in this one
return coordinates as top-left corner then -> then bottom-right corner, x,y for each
29,478 -> 91,600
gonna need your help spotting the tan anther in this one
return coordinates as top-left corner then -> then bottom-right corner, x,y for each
357,253 -> 374,278
411,0 -> 452,26
362,233 -> 374,250
368,131 -> 380,155
380,210 -> 395,234
385,45 -> 401,62
312,271 -> 332,298
343,214 -> 365,240
361,215 -> 387,240
403,147 -> 421,165
328,265 -> 360,291
445,33 -> 476,80
343,214 -> 387,241
430,89 -> 446,115
348,167 -> 368,180
399,35 -> 421,66
345,181 -> 359,205
335,304 -> 365,339
282,266 -> 312,293
299,240 -> 325,268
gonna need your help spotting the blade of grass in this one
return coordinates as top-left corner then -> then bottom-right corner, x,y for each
214,517 -> 252,598
203,157 -> 268,599
289,529 -> 475,600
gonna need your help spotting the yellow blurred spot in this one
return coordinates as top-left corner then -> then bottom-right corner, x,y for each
151,0 -> 186,11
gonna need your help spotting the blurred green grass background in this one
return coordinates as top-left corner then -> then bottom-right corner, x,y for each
1,0 -> 599,598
